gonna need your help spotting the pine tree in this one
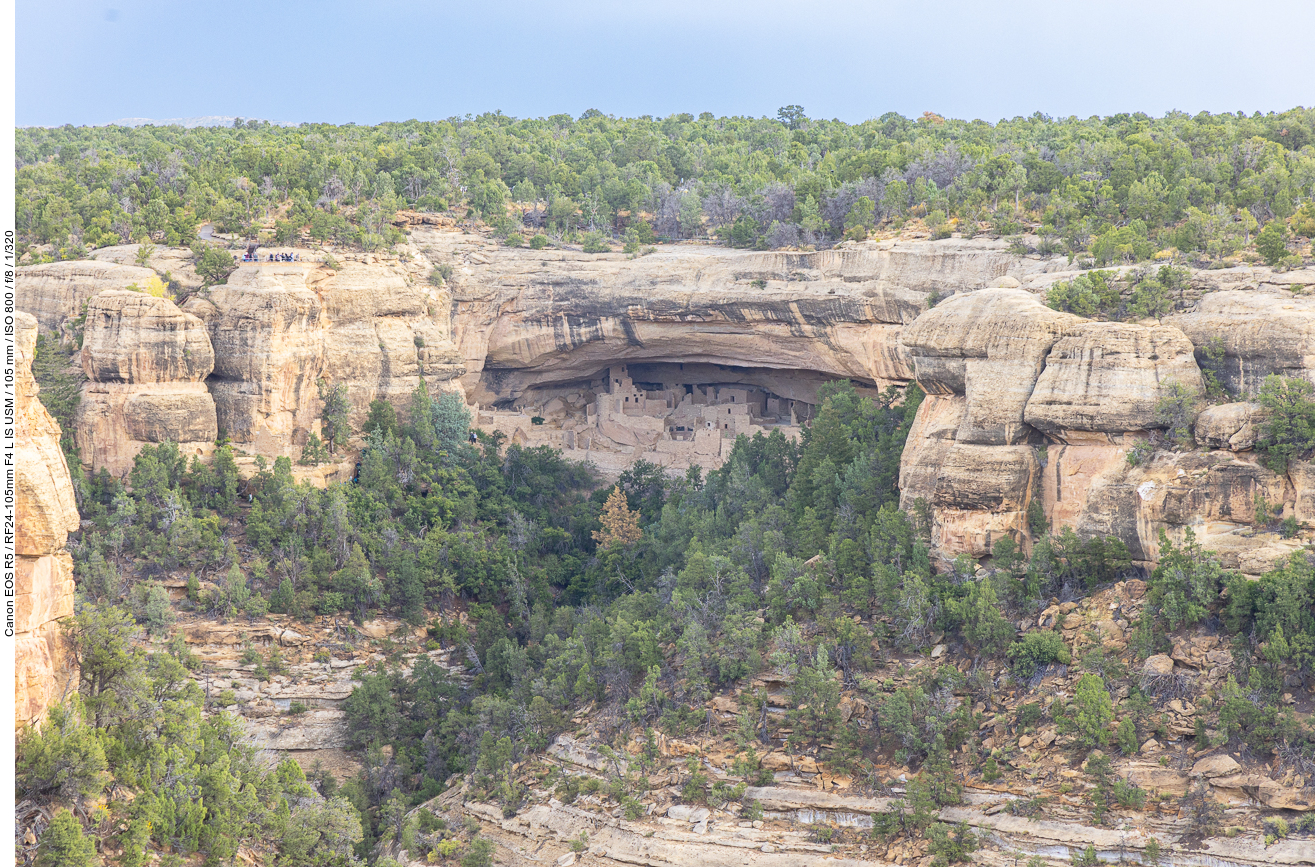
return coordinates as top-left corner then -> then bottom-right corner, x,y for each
593,487 -> 642,549
1072,673 -> 1114,748
35,809 -> 94,867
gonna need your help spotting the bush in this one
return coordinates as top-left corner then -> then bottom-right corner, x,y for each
1256,375 -> 1315,473
927,822 -> 978,866
1155,380 -> 1201,448
582,232 -> 610,253
1126,440 -> 1155,466
1070,673 -> 1114,748
529,233 -> 551,250
35,809 -> 95,867
1007,631 -> 1071,677
1257,220 -> 1289,266
461,837 -> 495,867
1046,270 -> 1121,318
505,232 -> 524,247
17,698 -> 108,803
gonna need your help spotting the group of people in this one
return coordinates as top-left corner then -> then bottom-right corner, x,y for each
240,251 -> 303,263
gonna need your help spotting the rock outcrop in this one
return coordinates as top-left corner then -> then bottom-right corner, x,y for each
191,258 -> 464,455
74,290 -> 219,476
1194,401 -> 1264,451
14,312 -> 81,729
1169,290 -> 1315,394
15,259 -> 157,333
414,232 -> 1071,408
900,288 -> 1080,446
1024,322 -> 1203,436
18,252 -> 465,473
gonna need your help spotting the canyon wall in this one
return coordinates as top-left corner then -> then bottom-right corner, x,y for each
898,286 -> 1312,572
16,236 -> 1315,570
14,312 -> 81,729
22,253 -> 465,477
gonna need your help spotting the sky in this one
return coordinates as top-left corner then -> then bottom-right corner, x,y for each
15,0 -> 1315,127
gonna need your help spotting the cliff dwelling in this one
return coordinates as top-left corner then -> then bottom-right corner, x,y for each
474,363 -> 811,475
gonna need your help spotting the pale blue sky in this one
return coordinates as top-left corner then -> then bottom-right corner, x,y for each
17,0 -> 1315,127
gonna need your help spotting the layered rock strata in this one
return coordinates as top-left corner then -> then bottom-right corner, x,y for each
14,313 -> 81,729
898,287 -> 1309,570
18,255 -> 465,473
16,259 -> 157,333
74,290 -> 219,476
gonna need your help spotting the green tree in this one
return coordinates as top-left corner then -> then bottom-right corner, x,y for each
17,697 -> 108,803
1256,374 -> 1315,473
845,196 -> 875,232
776,105 -> 807,129
1071,673 -> 1114,748
1148,528 -> 1229,629
66,605 -> 145,728
196,246 -> 237,285
317,379 -> 351,455
1154,380 -> 1201,448
35,809 -> 95,867
1256,220 -> 1289,266
363,399 -> 398,437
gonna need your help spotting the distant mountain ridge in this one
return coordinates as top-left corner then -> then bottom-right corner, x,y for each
105,116 -> 297,128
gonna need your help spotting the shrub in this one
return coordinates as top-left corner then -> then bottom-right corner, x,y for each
582,232 -> 610,253
1126,440 -> 1155,466
1155,380 -> 1201,448
1046,270 -> 1121,318
1257,220 -> 1289,266
1071,674 -> 1114,748
505,232 -> 524,247
1256,374 -> 1315,473
927,822 -> 978,866
528,234 -> 551,250
35,809 -> 95,867
1007,631 -> 1071,677
17,698 -> 108,803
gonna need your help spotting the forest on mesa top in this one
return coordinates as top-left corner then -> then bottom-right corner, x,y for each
15,106 -> 1315,264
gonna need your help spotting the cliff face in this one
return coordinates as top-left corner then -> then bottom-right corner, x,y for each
411,231 -> 1069,406
75,290 -> 220,475
14,312 -> 81,729
20,254 -> 465,476
16,237 -> 1315,571
897,285 -> 1310,572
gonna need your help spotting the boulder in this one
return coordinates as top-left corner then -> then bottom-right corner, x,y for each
1024,322 -> 1203,434
666,805 -> 710,823
1210,773 -> 1315,811
1194,402 -> 1264,451
1141,654 -> 1175,677
1123,765 -> 1191,796
1191,754 -> 1241,778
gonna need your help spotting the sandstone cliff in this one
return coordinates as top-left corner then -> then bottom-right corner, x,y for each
16,239 -> 1315,570
16,259 -> 157,333
18,253 -> 465,475
897,285 -> 1309,571
75,290 -> 220,475
14,312 -> 81,729
411,232 -> 1070,407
